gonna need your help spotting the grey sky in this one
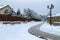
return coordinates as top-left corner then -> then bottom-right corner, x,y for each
0,0 -> 60,15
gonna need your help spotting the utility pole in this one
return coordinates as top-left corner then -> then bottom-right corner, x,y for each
47,4 -> 54,25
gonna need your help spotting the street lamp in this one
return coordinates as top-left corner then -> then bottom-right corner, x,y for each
47,4 -> 54,25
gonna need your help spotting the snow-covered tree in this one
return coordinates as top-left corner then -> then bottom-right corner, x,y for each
23,8 -> 32,18
27,8 -> 32,18
23,8 -> 44,20
23,8 -> 27,18
27,9 -> 44,20
23,8 -> 27,16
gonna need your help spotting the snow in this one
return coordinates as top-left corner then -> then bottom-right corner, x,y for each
23,8 -> 43,20
0,21 -> 45,40
0,5 -> 7,9
40,22 -> 60,36
52,13 -> 60,17
48,13 -> 60,17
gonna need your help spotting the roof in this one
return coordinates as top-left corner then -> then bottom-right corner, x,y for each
48,13 -> 60,17
0,5 -> 12,10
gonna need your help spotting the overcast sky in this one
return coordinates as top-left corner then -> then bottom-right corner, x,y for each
0,0 -> 60,15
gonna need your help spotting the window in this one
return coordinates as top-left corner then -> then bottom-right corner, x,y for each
4,9 -> 9,13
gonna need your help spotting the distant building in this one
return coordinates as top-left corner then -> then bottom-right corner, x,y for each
0,5 -> 12,14
47,13 -> 60,23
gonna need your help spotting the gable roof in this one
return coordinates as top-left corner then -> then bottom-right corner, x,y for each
0,5 -> 12,10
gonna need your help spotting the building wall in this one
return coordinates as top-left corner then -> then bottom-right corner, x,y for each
0,6 -> 11,14
47,16 -> 60,23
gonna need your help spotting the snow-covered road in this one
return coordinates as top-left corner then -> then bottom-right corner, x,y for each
0,21 -> 45,40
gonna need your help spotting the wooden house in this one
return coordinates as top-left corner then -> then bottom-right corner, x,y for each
0,5 -> 12,14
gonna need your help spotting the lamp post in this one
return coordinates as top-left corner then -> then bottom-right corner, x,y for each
47,4 -> 54,25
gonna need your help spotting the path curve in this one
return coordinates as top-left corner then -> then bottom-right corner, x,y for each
28,22 -> 60,40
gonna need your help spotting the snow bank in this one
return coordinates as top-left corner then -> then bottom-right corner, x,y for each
40,22 -> 60,36
0,21 -> 45,40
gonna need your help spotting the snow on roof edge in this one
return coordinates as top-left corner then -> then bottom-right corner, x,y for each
0,5 -> 11,9
48,13 -> 60,17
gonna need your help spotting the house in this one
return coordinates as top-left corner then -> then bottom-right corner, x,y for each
0,5 -> 12,14
47,13 -> 60,23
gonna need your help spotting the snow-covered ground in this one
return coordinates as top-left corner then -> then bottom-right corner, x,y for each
40,22 -> 60,36
0,21 -> 45,40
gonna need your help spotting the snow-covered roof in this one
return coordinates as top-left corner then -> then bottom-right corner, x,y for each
0,5 -> 5,9
48,13 -> 60,17
0,5 -> 11,10
0,5 -> 7,8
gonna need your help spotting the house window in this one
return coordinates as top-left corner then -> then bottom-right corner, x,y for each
4,9 -> 9,13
